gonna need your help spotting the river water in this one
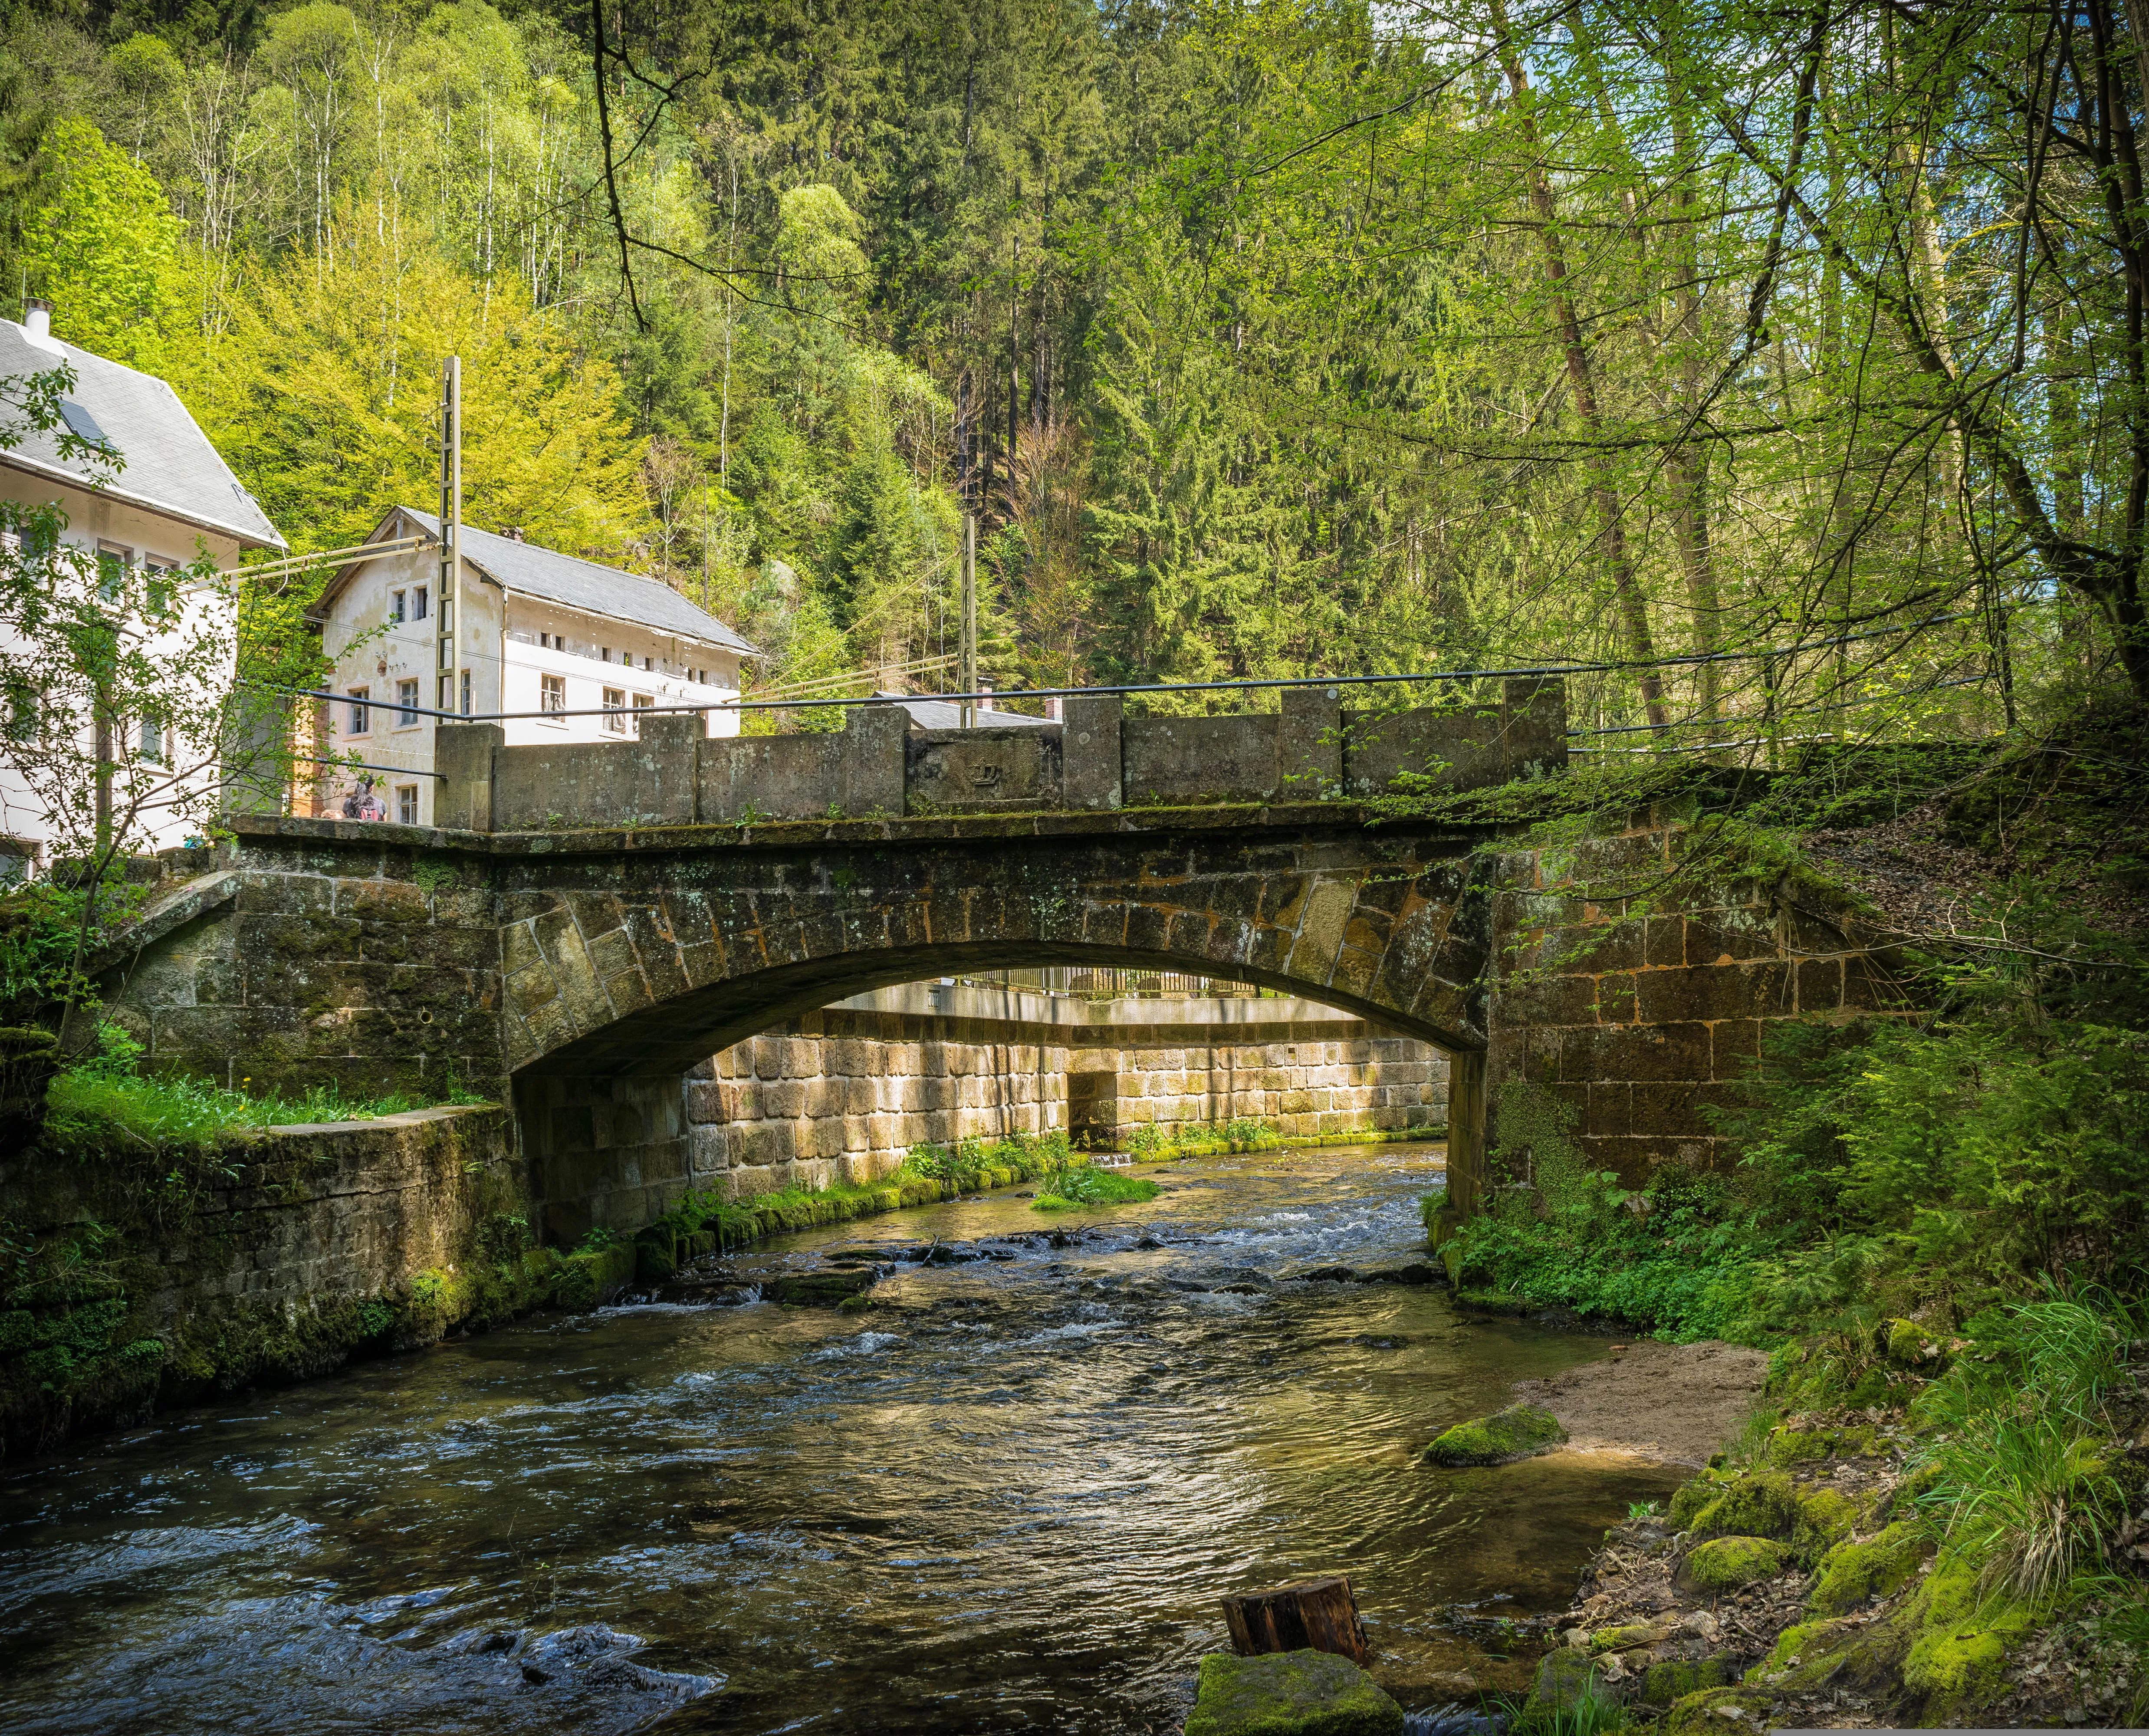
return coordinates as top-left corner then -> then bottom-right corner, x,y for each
0,1141 -> 1677,1734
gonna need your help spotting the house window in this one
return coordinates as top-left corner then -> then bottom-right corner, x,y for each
141,558 -> 175,613
642,655 -> 653,672
541,673 -> 565,717
396,679 -> 419,726
632,693 -> 654,735
390,590 -> 406,623
601,647 -> 612,663
96,541 -> 129,600
138,716 -> 162,765
412,587 -> 428,621
539,631 -> 550,649
347,687 -> 370,735
397,784 -> 419,825
603,687 -> 626,732
7,678 -> 38,742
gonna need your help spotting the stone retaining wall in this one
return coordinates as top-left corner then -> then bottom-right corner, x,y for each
683,1006 -> 1447,1200
0,1106 -> 633,1458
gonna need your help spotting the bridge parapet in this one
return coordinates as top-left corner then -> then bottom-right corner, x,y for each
436,678 -> 1567,832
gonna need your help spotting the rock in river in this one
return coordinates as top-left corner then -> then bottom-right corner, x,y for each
1185,1649 -> 1404,1736
1422,1402 -> 1568,1467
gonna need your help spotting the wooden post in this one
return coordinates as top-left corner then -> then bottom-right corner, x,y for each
959,513 -> 977,730
1220,1575 -> 1371,1666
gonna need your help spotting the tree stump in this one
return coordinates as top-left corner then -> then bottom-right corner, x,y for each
1219,1575 -> 1370,1666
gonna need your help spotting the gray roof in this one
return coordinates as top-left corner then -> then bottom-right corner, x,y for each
398,508 -> 755,655
874,692 -> 1057,730
0,318 -> 285,549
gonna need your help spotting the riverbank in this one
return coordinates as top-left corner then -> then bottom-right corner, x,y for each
1494,1312 -> 2149,1734
1508,1340 -> 1769,1468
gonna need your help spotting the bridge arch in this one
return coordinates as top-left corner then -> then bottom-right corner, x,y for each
490,816 -> 1495,1236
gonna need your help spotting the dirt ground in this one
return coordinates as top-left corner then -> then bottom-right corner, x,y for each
1511,1339 -> 1772,1466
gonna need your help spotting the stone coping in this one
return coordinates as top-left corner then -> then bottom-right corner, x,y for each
223,804 -> 1491,857
220,1102 -> 503,1140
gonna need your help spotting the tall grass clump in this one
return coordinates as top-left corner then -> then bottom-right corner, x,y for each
1912,1292 -> 2144,1604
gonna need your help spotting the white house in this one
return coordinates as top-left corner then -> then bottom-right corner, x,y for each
0,300 -> 286,876
307,506 -> 757,825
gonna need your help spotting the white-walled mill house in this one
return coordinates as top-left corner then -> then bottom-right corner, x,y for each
0,299 -> 286,876
306,506 -> 758,826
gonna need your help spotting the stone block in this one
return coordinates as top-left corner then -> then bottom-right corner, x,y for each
1061,692 -> 1126,808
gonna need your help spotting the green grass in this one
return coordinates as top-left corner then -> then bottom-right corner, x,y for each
43,1055 -> 489,1157
1125,1116 -> 1281,1161
1031,1164 -> 1162,1212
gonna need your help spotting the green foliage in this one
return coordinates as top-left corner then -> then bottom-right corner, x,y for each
1911,1294 -> 2143,1603
18,115 -> 182,370
1029,1165 -> 1161,1213
41,1049 -> 477,1159
1125,1117 -> 1281,1161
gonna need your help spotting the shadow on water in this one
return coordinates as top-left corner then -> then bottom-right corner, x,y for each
0,1142 -> 1680,1734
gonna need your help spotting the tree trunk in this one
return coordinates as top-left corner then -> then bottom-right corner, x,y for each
1492,0 -> 1669,733
1220,1576 -> 1370,1666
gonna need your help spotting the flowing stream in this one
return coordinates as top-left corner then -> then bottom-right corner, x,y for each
0,1141 -> 1679,1733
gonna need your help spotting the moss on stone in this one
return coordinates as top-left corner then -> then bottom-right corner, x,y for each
1793,1486 -> 1860,1553
1590,1622 -> 1672,1654
1661,1687 -> 1773,1736
1899,1552 -> 2033,1722
1883,1317 -> 1945,1369
1642,1658 -> 1731,1706
1668,1472 -> 1725,1529
1689,1469 -> 1801,1541
1424,1402 -> 1569,1466
1527,1647 -> 1619,1719
1843,1365 -> 1903,1409
1183,1649 -> 1404,1736
1675,1534 -> 1786,1595
1807,1521 -> 1932,1617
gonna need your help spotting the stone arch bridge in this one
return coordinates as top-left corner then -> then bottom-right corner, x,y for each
96,682 -> 1896,1240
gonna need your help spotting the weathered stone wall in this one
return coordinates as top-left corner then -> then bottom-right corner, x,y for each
0,1106 -> 562,1457
1095,1030 -> 1444,1140
1479,803 -> 1906,1189
682,1006 -> 1447,1203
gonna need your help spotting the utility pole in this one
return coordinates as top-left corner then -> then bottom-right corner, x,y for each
437,356 -> 461,715
959,514 -> 977,730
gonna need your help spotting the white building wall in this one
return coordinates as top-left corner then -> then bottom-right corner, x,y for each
317,546 -> 744,828
0,466 -> 244,868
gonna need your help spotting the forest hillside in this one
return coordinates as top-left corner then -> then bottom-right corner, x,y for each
5,0 -> 2143,736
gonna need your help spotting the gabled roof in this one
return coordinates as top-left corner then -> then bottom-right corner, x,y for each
0,318 -> 285,550
394,508 -> 755,655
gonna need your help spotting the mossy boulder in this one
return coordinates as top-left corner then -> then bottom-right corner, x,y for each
1527,1647 -> 1620,1718
1590,1623 -> 1673,1654
1807,1521 -> 1932,1617
1423,1403 -> 1568,1467
1662,1687 -> 1773,1736
1668,1473 -> 1725,1529
1641,1658 -> 1731,1706
1792,1487 -> 1860,1553
553,1241 -> 634,1312
1882,1317 -> 1946,1369
1899,1553 -> 2033,1721
1183,1649 -> 1404,1736
1674,1535 -> 1786,1595
1762,1423 -> 1883,1469
1689,1470 -> 1801,1541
